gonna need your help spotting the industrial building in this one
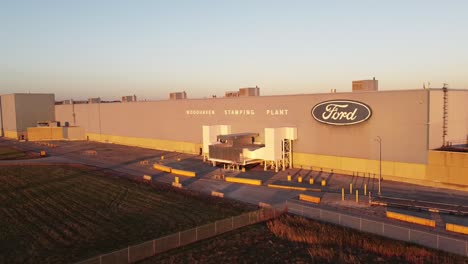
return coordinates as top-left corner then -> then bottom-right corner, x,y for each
1,86 -> 467,190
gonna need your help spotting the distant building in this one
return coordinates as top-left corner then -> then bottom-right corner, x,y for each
122,95 -> 137,103
239,87 -> 260,96
352,78 -> 378,92
170,91 -> 187,100
225,91 -> 240,97
225,86 -> 260,97
88,97 -> 101,104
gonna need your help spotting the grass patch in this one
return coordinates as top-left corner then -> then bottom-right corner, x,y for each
0,146 -> 29,160
142,215 -> 467,264
0,165 -> 254,263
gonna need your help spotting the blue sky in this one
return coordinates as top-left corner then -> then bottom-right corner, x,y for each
1,0 -> 467,100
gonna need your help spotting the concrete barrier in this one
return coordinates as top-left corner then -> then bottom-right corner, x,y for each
172,182 -> 182,188
211,191 -> 224,198
171,168 -> 196,177
171,168 -> 197,177
153,163 -> 172,173
225,177 -> 262,186
446,223 -> 468,235
386,211 -> 435,228
143,175 -> 152,181
267,184 -> 321,192
258,202 -> 271,208
299,194 -> 321,204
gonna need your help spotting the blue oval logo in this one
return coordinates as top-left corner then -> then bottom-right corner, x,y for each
311,100 -> 372,125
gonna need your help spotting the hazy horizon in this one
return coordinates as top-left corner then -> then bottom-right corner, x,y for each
1,1 -> 468,101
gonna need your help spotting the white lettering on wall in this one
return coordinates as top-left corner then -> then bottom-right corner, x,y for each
266,109 -> 288,116
186,110 -> 215,115
224,109 -> 255,115
322,104 -> 357,121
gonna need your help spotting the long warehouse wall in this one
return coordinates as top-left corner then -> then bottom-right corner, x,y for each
56,89 -> 431,164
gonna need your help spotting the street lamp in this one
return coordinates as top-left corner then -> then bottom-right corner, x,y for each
374,136 -> 382,195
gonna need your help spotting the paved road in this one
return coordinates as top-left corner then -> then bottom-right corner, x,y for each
1,138 -> 467,242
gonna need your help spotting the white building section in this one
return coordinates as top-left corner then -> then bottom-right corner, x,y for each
202,125 -> 231,158
203,125 -> 297,171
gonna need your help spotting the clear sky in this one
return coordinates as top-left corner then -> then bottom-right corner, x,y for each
1,0 -> 467,100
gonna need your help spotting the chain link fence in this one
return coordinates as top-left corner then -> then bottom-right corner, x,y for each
286,200 -> 468,257
76,207 -> 284,264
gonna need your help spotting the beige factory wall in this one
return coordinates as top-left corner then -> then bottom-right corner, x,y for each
1,94 -> 17,137
65,127 -> 86,140
55,89 -> 432,164
447,90 -> 468,144
429,90 -> 468,149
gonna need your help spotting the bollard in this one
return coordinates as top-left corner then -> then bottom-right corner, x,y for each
241,167 -> 245,172
287,175 -> 291,181
309,178 -> 314,185
321,179 -> 326,186
298,176 -> 302,183
161,155 -> 165,160
40,150 -> 47,157
364,184 -> 367,195
177,158 -> 181,162
356,190 -> 359,203
342,188 -> 344,201
175,176 -> 179,184
350,183 -> 353,194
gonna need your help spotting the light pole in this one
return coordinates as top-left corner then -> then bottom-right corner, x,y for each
374,136 -> 382,195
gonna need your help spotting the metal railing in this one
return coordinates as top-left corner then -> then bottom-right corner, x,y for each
286,200 -> 468,257
76,207 -> 284,264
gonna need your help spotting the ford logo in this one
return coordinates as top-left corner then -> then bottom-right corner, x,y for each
311,100 -> 372,125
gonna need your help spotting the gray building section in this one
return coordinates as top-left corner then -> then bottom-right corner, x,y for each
0,93 -> 55,138
54,89 -> 468,164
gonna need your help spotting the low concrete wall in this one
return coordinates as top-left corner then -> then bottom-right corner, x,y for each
3,130 -> 18,139
171,168 -> 196,177
225,177 -> 262,186
86,133 -> 201,154
299,194 -> 321,204
386,211 -> 435,228
446,223 -> 468,235
153,163 -> 172,173
27,127 -> 86,141
294,151 -> 468,191
427,151 -> 468,186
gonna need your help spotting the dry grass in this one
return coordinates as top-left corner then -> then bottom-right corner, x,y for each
140,215 -> 467,264
0,146 -> 31,160
0,165 -> 254,264
267,215 -> 466,264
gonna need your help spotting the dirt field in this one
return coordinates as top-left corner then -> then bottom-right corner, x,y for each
0,165 -> 254,264
0,146 -> 30,160
142,215 -> 468,264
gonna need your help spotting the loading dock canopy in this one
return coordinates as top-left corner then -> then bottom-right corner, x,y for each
216,132 -> 260,147
216,132 -> 259,140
